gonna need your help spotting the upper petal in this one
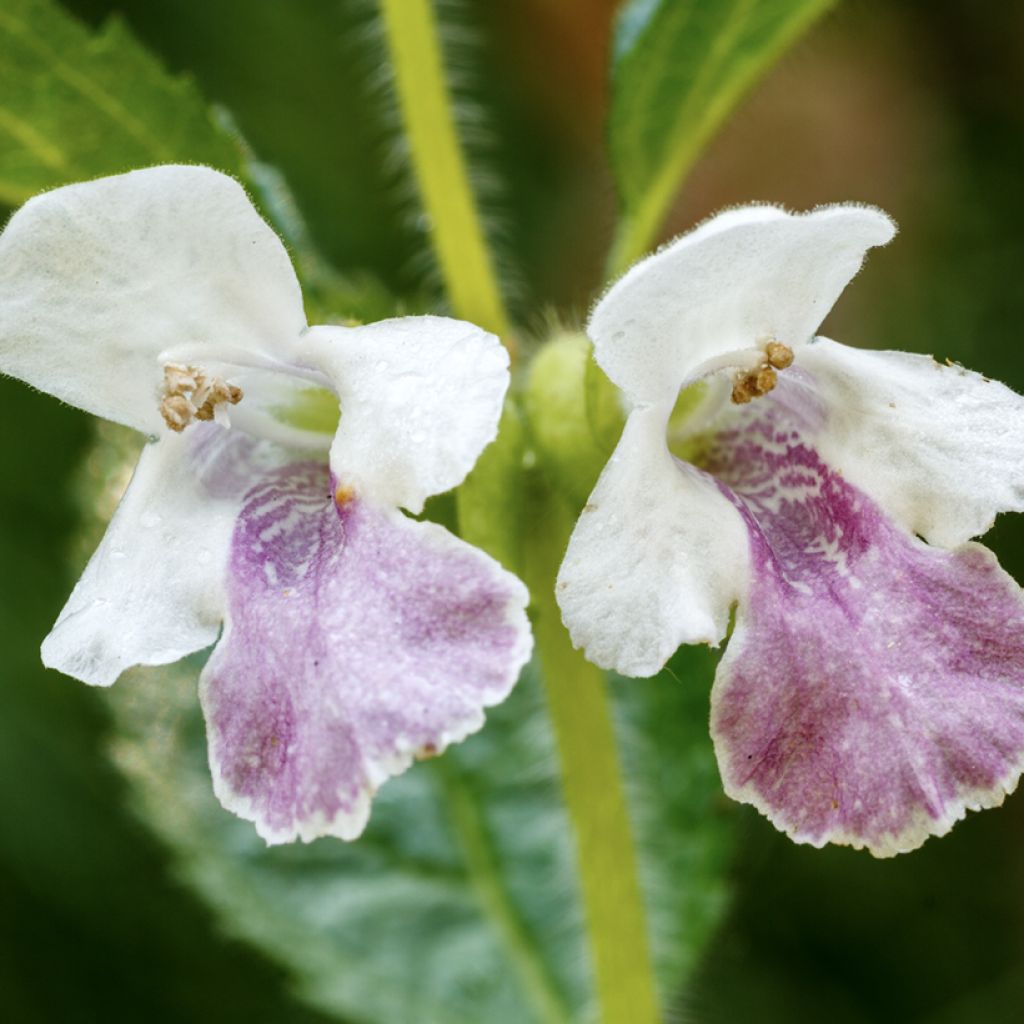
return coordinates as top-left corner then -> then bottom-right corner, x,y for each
293,318 -> 509,513
42,425 -> 291,686
0,166 -> 306,433
200,462 -> 532,843
556,403 -> 749,677
590,205 -> 896,405
797,338 -> 1024,548
706,397 -> 1024,856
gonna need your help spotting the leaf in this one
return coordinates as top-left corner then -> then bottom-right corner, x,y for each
0,0 -> 241,205
608,0 -> 835,272
104,647 -> 736,1023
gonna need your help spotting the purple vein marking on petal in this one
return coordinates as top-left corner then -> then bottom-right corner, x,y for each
704,392 -> 1024,856
200,460 -> 530,844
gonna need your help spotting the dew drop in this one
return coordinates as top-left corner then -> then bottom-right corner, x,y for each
375,360 -> 390,373
140,511 -> 162,528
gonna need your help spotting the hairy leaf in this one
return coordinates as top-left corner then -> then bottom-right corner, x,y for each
0,0 -> 240,205
608,0 -> 834,271
104,647 -> 734,1024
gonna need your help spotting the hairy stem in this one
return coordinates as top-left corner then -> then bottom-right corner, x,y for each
377,0 -> 511,340
524,486 -> 660,1024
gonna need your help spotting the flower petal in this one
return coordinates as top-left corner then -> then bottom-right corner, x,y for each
556,403 -> 749,677
798,338 -> 1024,548
42,425 -> 289,686
590,205 -> 896,404
292,318 -> 509,513
706,398 -> 1024,856
0,166 -> 305,433
200,462 -> 532,843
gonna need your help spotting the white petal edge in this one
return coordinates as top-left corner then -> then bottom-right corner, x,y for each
589,204 -> 896,405
0,165 -> 306,433
293,318 -> 509,513
799,338 -> 1024,548
556,403 -> 749,677
41,427 -> 284,686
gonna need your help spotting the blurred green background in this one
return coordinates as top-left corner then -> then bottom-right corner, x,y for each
2,0 -> 1024,1020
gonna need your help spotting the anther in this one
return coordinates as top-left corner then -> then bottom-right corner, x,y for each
730,340 -> 792,404
731,378 -> 755,405
754,365 -> 777,394
765,340 -> 794,369
160,394 -> 193,432
159,363 -> 243,432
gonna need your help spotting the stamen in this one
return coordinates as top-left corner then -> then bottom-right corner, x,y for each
730,339 -> 793,405
159,363 -> 243,432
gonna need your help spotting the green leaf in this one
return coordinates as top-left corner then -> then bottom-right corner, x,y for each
0,0 -> 241,205
105,647 -> 735,1024
64,382 -> 737,1024
608,0 -> 835,274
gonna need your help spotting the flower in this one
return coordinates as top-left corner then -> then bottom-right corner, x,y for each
0,165 -> 532,844
556,205 -> 1024,856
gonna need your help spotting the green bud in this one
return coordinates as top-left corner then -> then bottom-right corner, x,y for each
524,331 -> 626,508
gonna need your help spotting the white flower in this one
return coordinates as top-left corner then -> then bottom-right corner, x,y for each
0,165 -> 532,843
557,205 -> 1024,856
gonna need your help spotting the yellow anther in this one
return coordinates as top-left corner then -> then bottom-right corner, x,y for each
765,340 -> 794,369
159,363 -> 242,432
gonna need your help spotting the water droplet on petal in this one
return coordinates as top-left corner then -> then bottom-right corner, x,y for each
140,512 -> 162,528
375,360 -> 389,373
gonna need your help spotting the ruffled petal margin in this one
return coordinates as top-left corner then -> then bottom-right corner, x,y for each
557,404 -> 749,678
798,338 -> 1024,548
589,205 -> 895,405
293,318 -> 509,514
707,395 -> 1024,856
201,462 -> 532,844
0,166 -> 306,433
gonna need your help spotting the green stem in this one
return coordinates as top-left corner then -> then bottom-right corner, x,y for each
524,487 -> 660,1024
377,0 -> 512,340
380,3 -> 657,1015
434,759 -> 573,1024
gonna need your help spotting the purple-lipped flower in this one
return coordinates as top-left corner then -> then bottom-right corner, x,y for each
0,165 -> 532,843
557,205 -> 1024,856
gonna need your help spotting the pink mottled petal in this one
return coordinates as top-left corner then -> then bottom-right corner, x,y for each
200,463 -> 532,844
707,397 -> 1024,856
